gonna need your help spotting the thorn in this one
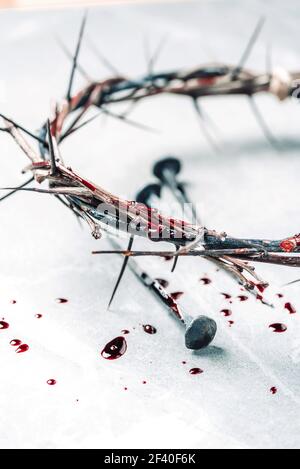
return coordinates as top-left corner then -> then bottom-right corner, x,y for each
148,35 -> 168,78
87,37 -> 121,76
47,120 -> 57,176
282,279 -> 300,287
60,111 -> 103,142
101,107 -> 159,134
0,176 -> 34,203
171,246 -> 180,273
266,43 -> 273,77
108,236 -> 134,310
192,98 -> 221,154
66,10 -> 88,102
55,35 -> 92,82
231,16 -> 266,80
0,113 -> 47,146
248,96 -> 280,151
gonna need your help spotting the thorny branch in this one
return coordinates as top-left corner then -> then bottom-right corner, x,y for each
1,15 -> 300,299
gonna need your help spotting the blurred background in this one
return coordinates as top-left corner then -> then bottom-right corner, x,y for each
0,0 -> 150,9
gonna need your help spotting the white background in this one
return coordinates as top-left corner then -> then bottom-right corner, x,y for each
0,0 -> 300,449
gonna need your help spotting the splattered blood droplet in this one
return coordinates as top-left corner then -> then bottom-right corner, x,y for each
221,309 -> 232,317
121,329 -> 130,335
284,302 -> 296,315
56,298 -> 68,304
170,291 -> 184,300
10,300 -> 17,305
228,321 -> 234,327
221,293 -> 232,300
47,379 -> 57,386
189,368 -> 204,375
182,361 -> 187,365
101,336 -> 127,360
142,381 -> 147,384
270,387 -> 277,395
16,344 -> 29,353
200,277 -> 212,285
10,339 -> 22,347
237,295 -> 248,302
143,325 -> 157,335
35,314 -> 43,319
277,293 -> 284,299
155,278 -> 169,289
269,323 -> 287,333
0,321 -> 9,330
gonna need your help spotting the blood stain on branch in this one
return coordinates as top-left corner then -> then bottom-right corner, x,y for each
280,234 -> 300,253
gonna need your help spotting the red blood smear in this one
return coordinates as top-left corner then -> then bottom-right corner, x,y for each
101,336 -> 127,360
10,339 -> 22,347
35,314 -> 43,319
155,278 -> 169,289
47,379 -> 57,386
237,295 -> 248,302
200,278 -> 212,285
163,256 -> 173,262
56,298 -> 68,304
221,293 -> 232,300
170,292 -> 184,301
269,323 -> 287,333
121,330 -> 130,335
189,368 -> 204,375
221,309 -> 232,317
280,234 -> 300,253
0,321 -> 9,330
256,284 -> 266,293
284,302 -> 296,315
16,344 -> 29,353
270,387 -> 277,395
143,325 -> 157,335
257,294 -> 264,302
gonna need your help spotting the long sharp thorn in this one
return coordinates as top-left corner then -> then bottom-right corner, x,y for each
56,35 -> 91,82
231,16 -> 266,80
0,113 -> 47,146
266,43 -> 273,78
149,35 -> 168,77
193,99 -> 221,154
60,112 -> 103,142
248,97 -> 280,150
0,176 -> 34,203
101,107 -> 159,134
87,37 -> 121,76
108,236 -> 134,310
66,10 -> 88,102
282,279 -> 300,287
171,246 -> 180,273
47,120 -> 57,176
